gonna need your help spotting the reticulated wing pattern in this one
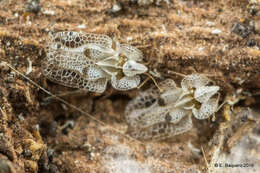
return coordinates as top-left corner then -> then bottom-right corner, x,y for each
124,88 -> 160,125
157,79 -> 182,105
194,86 -> 219,103
127,106 -> 171,129
192,98 -> 218,119
44,46 -> 108,84
125,75 -> 221,140
111,75 -> 141,91
86,66 -> 108,80
159,88 -> 183,105
50,31 -> 113,50
125,79 -> 176,117
181,74 -> 210,91
43,31 -> 149,93
125,78 -> 195,140
45,48 -> 95,75
168,108 -> 190,124
129,115 -> 193,140
42,59 -> 107,93
86,48 -> 112,61
119,44 -> 143,61
42,31 -> 117,93
48,31 -> 114,61
125,79 -> 184,136
131,106 -> 190,129
158,78 -> 177,90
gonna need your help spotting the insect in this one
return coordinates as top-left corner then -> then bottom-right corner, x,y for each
125,74 -> 220,140
42,31 -> 148,93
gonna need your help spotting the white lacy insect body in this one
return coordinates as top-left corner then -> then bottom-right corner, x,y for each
125,74 -> 220,140
42,31 -> 148,93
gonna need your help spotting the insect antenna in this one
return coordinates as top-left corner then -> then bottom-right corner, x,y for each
168,69 -> 220,78
137,72 -> 163,92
